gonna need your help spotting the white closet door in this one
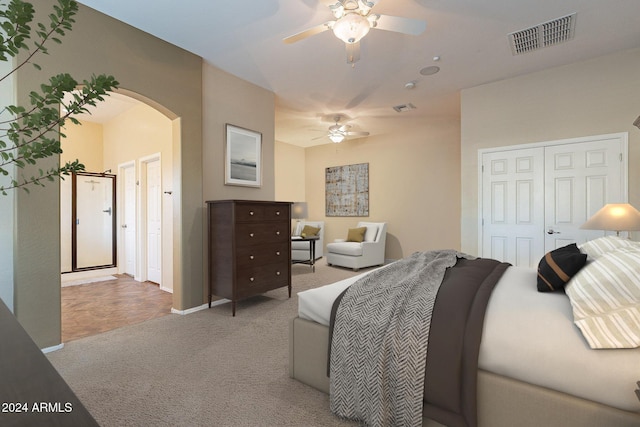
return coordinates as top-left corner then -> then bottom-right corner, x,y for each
544,138 -> 624,251
481,147 -> 545,267
480,133 -> 626,267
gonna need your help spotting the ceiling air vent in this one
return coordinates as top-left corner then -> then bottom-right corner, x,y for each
393,103 -> 416,113
508,13 -> 576,55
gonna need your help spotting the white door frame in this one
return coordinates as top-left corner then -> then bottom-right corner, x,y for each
477,132 -> 628,257
138,153 -> 162,284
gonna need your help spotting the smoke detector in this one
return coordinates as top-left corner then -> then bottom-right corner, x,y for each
509,13 -> 576,55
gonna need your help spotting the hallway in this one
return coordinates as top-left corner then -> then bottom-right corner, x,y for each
61,275 -> 173,342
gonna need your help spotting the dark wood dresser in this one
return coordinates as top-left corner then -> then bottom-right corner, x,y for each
207,200 -> 292,316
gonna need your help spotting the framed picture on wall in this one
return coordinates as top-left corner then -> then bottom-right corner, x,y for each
225,124 -> 262,187
325,162 -> 369,216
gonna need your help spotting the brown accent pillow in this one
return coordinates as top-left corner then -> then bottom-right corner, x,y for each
346,227 -> 366,243
537,243 -> 587,292
300,225 -> 320,238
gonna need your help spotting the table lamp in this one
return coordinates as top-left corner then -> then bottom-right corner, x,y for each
291,202 -> 308,236
580,203 -> 640,236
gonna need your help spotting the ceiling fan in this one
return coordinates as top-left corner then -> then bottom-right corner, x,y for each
283,0 -> 426,65
317,116 -> 370,143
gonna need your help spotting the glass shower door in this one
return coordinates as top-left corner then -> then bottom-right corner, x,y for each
73,172 -> 117,270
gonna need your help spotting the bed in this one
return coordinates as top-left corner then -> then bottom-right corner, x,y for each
288,241 -> 640,427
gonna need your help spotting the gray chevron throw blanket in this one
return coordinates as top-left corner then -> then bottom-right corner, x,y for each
329,250 -> 470,427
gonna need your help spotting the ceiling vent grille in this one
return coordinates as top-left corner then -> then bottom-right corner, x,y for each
393,103 -> 416,113
509,13 -> 576,55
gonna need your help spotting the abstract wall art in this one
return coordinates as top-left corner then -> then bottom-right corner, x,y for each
325,163 -> 369,216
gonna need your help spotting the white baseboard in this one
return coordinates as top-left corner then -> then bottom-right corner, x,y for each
170,298 -> 229,315
42,343 -> 64,353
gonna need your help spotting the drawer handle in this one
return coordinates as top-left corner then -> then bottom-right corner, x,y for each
276,251 -> 280,256
250,277 -> 255,282
276,271 -> 281,276
249,255 -> 254,260
276,211 -> 280,216
276,231 -> 280,235
249,233 -> 254,238
249,211 -> 254,216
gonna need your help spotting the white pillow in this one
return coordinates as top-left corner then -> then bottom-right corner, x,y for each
565,247 -> 640,349
363,225 -> 378,242
578,235 -> 640,259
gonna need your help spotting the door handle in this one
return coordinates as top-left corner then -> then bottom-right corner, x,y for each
547,228 -> 561,234
103,207 -> 112,216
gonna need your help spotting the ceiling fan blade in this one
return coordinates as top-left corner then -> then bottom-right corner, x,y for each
346,131 -> 370,137
345,41 -> 360,64
373,14 -> 426,35
283,22 -> 332,44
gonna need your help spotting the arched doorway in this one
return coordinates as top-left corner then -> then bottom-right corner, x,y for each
59,89 -> 181,341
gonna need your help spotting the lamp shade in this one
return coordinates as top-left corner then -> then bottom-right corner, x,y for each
580,203 -> 640,234
291,202 -> 308,219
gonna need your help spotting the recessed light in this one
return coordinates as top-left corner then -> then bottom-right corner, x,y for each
420,65 -> 440,76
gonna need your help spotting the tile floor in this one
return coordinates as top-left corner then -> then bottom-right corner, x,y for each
61,274 -> 173,342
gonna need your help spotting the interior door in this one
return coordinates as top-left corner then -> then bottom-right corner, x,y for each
146,159 -> 162,284
544,138 -> 624,250
122,165 -> 137,276
481,147 -> 545,267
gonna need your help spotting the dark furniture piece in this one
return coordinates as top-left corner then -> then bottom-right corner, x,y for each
207,200 -> 292,316
291,236 -> 319,272
0,299 -> 99,426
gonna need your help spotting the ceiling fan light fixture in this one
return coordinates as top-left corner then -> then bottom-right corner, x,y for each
329,132 -> 345,143
332,12 -> 371,44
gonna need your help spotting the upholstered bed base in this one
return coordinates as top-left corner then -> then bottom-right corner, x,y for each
289,317 -> 640,427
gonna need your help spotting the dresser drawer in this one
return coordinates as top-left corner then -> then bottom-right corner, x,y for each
236,223 -> 289,246
263,204 -> 289,221
236,263 -> 289,299
234,203 -> 289,223
234,203 -> 266,222
236,242 -> 288,268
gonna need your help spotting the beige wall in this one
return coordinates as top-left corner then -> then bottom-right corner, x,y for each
461,48 -> 640,255
14,1 -> 203,348
201,63 -> 277,300
295,116 -> 461,261
202,64 -> 276,201
103,104 -> 173,173
275,141 -> 306,203
61,121 -> 104,172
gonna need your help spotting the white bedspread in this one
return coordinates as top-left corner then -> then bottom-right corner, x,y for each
297,264 -> 640,412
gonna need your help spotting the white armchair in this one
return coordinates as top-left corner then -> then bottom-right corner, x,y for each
326,222 -> 387,271
292,221 -> 324,261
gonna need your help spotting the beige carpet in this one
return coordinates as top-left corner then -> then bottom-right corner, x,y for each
47,263 -> 367,427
